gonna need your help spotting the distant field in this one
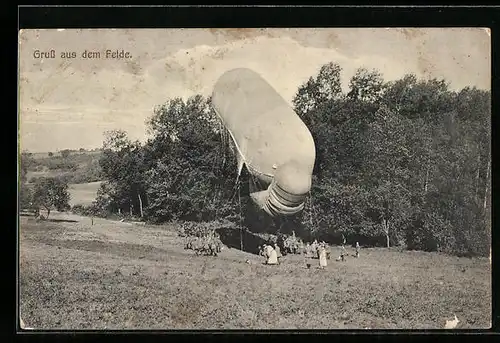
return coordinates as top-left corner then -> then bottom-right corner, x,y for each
30,150 -> 102,160
24,150 -> 102,184
68,181 -> 103,207
19,212 -> 491,330
27,170 -> 73,180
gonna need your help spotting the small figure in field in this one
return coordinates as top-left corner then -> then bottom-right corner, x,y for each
322,242 -> 331,260
261,244 -> 278,265
318,245 -> 328,269
274,243 -> 282,264
355,242 -> 360,258
337,245 -> 347,262
311,240 -> 319,258
259,245 -> 265,262
303,242 -> 310,256
341,234 -> 347,261
265,245 -> 278,265
259,245 -> 266,262
304,242 -> 312,258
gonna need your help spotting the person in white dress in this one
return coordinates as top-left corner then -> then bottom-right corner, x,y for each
266,245 -> 278,265
318,246 -> 327,268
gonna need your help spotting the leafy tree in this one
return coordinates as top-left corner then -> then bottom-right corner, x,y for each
292,62 -> 343,118
32,177 -> 71,218
20,151 -> 36,184
143,95 -> 239,223
291,60 -> 490,256
381,74 -> 418,114
99,130 -> 147,217
19,151 -> 35,211
347,67 -> 386,104
19,184 -> 33,210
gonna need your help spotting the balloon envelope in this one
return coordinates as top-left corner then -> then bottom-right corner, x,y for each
212,68 -> 316,217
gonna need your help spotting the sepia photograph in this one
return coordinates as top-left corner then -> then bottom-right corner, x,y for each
18,28 -> 491,330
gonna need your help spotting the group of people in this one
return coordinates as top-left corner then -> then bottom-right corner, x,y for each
259,243 -> 282,265
303,240 -> 330,258
258,239 -> 361,269
335,241 -> 361,262
185,230 -> 223,256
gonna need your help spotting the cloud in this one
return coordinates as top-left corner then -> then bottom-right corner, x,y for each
19,29 -> 490,152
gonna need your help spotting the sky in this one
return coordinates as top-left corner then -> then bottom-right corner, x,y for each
18,28 -> 491,153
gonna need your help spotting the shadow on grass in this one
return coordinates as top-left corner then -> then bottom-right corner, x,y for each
19,211 -> 78,223
44,218 -> 79,223
216,227 -> 272,256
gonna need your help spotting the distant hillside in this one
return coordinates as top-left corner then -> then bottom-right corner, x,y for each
30,149 -> 102,160
25,149 -> 103,185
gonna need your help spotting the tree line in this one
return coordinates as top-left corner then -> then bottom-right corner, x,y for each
292,64 -> 490,257
20,62 -> 491,257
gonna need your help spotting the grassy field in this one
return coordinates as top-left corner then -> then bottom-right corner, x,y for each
19,212 -> 491,330
68,181 -> 103,207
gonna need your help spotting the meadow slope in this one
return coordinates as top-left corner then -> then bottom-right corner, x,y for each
67,181 -> 103,207
19,212 -> 491,330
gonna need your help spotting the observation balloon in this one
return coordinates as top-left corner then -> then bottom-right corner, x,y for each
211,68 -> 316,217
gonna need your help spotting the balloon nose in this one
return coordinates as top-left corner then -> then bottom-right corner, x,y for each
274,160 -> 312,195
264,160 -> 312,216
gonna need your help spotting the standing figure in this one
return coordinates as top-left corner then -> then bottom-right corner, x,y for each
311,240 -> 318,258
318,246 -> 328,269
305,242 -> 311,257
259,245 -> 267,262
355,242 -> 360,258
340,245 -> 347,262
266,245 -> 278,265
274,243 -> 282,264
322,242 -> 331,260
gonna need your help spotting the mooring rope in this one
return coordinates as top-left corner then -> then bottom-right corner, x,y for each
237,179 -> 244,251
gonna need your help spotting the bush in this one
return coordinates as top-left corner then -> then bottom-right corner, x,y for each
32,177 -> 71,218
19,184 -> 33,210
71,204 -> 87,215
406,211 -> 456,254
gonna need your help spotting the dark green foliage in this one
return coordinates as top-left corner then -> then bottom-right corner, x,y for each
98,96 -> 240,224
20,151 -> 37,184
19,183 -> 33,210
292,64 -> 491,257
31,177 -> 71,218
71,201 -> 102,218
